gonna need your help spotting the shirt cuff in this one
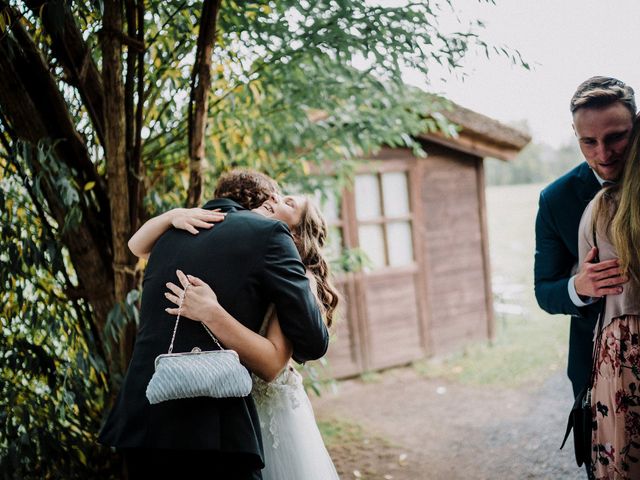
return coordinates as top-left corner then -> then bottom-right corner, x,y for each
568,275 -> 597,307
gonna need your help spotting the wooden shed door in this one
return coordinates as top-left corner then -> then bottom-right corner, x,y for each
346,158 -> 429,371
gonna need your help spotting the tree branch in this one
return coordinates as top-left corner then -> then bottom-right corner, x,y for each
23,0 -> 107,148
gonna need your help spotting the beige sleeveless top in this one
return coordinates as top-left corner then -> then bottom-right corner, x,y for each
578,200 -> 640,331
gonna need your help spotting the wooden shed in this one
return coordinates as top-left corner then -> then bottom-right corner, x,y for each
323,103 -> 531,378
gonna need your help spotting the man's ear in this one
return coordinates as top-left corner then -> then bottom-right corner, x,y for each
571,123 -> 577,137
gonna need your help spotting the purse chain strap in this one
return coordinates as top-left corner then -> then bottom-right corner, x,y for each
167,283 -> 224,354
586,222 -> 607,398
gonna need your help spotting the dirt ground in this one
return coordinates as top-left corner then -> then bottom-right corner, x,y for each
311,366 -> 586,480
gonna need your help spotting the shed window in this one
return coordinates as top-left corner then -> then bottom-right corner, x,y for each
358,224 -> 386,268
315,190 -> 344,263
381,172 -> 410,216
355,170 -> 414,270
387,220 -> 413,266
355,174 -> 381,219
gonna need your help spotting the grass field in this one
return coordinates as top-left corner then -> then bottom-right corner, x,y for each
414,182 -> 571,387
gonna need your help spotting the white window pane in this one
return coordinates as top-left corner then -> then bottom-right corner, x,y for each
358,224 -> 386,269
325,227 -> 343,262
387,221 -> 414,267
355,174 -> 381,220
382,171 -> 410,216
315,190 -> 340,223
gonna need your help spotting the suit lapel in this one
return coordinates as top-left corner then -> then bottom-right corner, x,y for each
556,162 -> 600,258
575,162 -> 601,205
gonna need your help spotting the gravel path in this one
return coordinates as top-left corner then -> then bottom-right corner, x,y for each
312,367 -> 587,480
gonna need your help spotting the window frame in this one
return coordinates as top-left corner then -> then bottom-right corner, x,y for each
351,159 -> 417,274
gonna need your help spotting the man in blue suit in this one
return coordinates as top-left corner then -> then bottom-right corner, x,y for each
534,76 -> 635,398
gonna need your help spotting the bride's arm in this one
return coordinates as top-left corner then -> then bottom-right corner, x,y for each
128,208 -> 225,259
165,271 -> 323,382
212,306 -> 293,382
254,273 -> 320,379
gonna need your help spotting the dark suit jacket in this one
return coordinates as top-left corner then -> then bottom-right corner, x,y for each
99,198 -> 328,466
534,161 -> 602,395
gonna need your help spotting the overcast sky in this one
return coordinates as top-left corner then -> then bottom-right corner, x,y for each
400,0 -> 640,148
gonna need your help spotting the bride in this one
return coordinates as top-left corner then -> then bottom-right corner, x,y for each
129,192 -> 340,480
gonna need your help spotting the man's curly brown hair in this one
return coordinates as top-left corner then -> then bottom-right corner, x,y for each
213,169 -> 279,210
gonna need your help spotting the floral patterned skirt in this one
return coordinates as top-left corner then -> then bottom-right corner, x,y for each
591,315 -> 640,480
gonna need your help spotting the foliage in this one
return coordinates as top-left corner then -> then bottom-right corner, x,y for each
144,0 -> 510,198
331,246 -> 373,274
0,0 -> 526,477
0,145 -> 115,478
299,357 -> 336,398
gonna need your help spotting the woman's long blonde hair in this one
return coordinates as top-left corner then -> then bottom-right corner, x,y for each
291,199 -> 340,327
592,115 -> 640,283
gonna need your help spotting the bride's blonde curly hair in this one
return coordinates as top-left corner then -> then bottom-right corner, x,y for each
291,199 -> 340,327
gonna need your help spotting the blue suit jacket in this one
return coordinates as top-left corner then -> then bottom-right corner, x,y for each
534,161 -> 602,394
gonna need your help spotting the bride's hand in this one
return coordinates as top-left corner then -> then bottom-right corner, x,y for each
164,269 -> 222,323
170,208 -> 226,235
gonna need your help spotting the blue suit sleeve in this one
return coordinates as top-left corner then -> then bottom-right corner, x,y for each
534,191 -> 581,316
259,222 -> 329,363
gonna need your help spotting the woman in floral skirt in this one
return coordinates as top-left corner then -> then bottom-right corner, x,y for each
578,115 -> 640,479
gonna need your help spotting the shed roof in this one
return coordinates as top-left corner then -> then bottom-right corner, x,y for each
419,102 -> 531,161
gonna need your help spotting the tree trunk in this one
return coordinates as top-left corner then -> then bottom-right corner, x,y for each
125,0 -> 146,234
23,0 -> 107,149
186,0 -> 222,207
102,0 -> 137,367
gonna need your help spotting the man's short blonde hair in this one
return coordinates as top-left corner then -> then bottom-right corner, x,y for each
570,76 -> 636,116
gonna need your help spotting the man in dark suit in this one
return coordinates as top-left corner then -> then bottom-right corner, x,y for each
535,77 -> 635,398
99,170 -> 329,479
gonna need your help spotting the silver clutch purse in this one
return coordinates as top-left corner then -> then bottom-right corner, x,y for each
146,285 -> 252,404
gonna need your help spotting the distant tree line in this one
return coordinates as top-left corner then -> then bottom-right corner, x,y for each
485,128 -> 582,186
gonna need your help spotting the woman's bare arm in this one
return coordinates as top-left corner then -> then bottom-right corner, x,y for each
165,270 -> 325,382
128,208 -> 225,259
251,273 -> 319,380
207,304 -> 293,382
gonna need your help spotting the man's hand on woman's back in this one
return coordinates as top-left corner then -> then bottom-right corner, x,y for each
575,246 -> 628,299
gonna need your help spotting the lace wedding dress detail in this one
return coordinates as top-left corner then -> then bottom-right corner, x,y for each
252,366 -> 302,449
251,307 -> 339,480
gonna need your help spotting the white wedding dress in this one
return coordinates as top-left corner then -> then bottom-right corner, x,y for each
252,310 -> 339,480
